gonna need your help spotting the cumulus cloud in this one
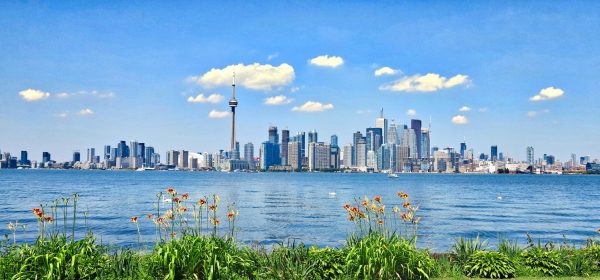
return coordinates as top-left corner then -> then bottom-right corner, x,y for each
19,89 -> 50,101
77,108 -> 94,115
459,106 -> 472,112
374,67 -> 400,76
309,55 -> 344,68
292,101 -> 334,112
190,63 -> 295,91
379,73 -> 470,92
208,110 -> 229,118
264,95 -> 294,105
406,109 -> 417,116
187,93 -> 224,104
451,115 -> 469,125
530,87 -> 564,101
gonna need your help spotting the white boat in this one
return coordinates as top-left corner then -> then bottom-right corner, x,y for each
388,173 -> 399,178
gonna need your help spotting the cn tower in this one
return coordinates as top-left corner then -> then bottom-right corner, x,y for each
229,73 -> 238,159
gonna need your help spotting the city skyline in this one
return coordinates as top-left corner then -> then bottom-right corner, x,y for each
1,1 -> 600,161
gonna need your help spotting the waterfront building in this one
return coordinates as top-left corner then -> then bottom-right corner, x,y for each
308,129 -> 318,143
42,152 -> 51,164
367,150 -> 377,170
366,127 -> 383,152
167,150 -> 179,166
281,130 -> 289,165
229,74 -> 239,160
434,150 -> 450,172
117,141 -> 129,158
138,143 -> 145,160
342,144 -> 352,168
411,119 -> 422,158
268,126 -> 279,144
87,148 -> 96,163
571,153 -> 578,166
356,139 -> 367,168
19,151 -> 29,166
260,141 -> 280,171
130,141 -> 138,160
72,151 -> 81,163
460,142 -> 467,159
352,131 -> 363,166
406,128 -> 417,159
330,145 -> 340,169
526,146 -> 535,165
179,150 -> 189,169
145,146 -> 155,167
421,128 -> 431,160
375,108 -> 388,144
296,131 -> 306,159
287,141 -> 302,170
491,145 -> 498,162
308,142 -> 330,171
580,156 -> 591,165
396,145 -> 410,172
103,145 -> 111,163
244,142 -> 254,165
388,120 -> 399,145
376,144 -> 391,171
330,135 -> 338,147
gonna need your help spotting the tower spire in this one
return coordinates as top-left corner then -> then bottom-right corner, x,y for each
229,71 -> 239,159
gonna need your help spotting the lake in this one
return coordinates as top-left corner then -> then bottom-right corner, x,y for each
0,169 -> 598,251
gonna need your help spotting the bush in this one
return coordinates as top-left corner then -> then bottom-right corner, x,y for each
520,247 -> 562,276
345,233 -> 435,279
452,235 -> 488,266
308,247 -> 345,279
586,244 -> 600,271
254,242 -> 317,280
463,251 -> 515,279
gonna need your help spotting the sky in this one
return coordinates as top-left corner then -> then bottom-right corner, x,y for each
1,1 -> 599,162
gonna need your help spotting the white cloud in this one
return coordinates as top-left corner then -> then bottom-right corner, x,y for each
374,67 -> 400,76
478,108 -> 488,112
459,106 -> 472,112
77,108 -> 94,115
292,101 -> 334,112
451,115 -> 469,125
58,112 -> 68,118
530,87 -> 564,101
19,89 -> 50,101
267,53 -> 279,61
406,109 -> 417,116
290,86 -> 301,93
208,110 -> 229,118
527,109 -> 550,118
264,95 -> 294,105
379,73 -> 470,92
190,63 -> 295,91
55,90 -> 115,99
309,55 -> 344,68
187,93 -> 224,104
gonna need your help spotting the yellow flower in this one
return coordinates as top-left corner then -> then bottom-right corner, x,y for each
392,206 -> 400,213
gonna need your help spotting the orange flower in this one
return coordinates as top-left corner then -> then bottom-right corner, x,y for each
212,218 -> 220,225
374,196 -> 382,203
361,201 -> 368,207
397,192 -> 409,198
146,214 -> 153,219
170,232 -> 176,237
348,215 -> 355,221
227,212 -> 235,220
209,205 -> 217,211
343,203 -> 350,210
403,202 -> 410,208
44,216 -> 53,222
178,206 -> 188,212
166,188 -> 176,195
401,213 -> 408,219
130,216 -> 138,223
198,199 -> 207,206
597,228 -> 600,234
377,219 -> 384,225
378,205 -> 385,213
182,193 -> 189,200
351,206 -> 359,213
33,208 -> 42,214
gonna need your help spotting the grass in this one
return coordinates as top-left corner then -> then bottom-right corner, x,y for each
1,189 -> 600,279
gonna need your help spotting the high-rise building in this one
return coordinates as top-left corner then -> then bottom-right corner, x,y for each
460,142 -> 467,159
145,146 -> 155,167
281,129 -> 289,165
342,144 -> 353,168
308,130 -> 318,143
526,146 -> 535,165
268,126 -> 279,144
375,108 -> 388,144
376,144 -> 391,171
421,129 -> 431,160
287,141 -> 302,170
72,151 -> 81,163
571,153 -> 577,166
366,127 -> 383,152
130,141 -> 138,160
117,141 -> 129,158
138,143 -> 145,160
491,145 -> 498,162
87,148 -> 95,163
179,150 -> 189,169
103,145 -> 111,162
330,145 -> 340,169
19,151 -> 29,166
388,120 -> 399,144
356,139 -> 367,168
229,73 -> 239,160
42,152 -> 51,164
308,142 -> 330,171
410,119 -> 422,159
295,131 -> 306,159
330,135 -> 338,147
244,142 -> 255,164
352,131 -> 364,166
580,156 -> 591,165
260,141 -> 280,171
168,150 -> 180,166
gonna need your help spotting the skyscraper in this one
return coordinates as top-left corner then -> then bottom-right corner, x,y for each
281,129 -> 289,165
287,141 -> 302,170
130,141 -> 138,160
268,126 -> 279,144
352,131 -> 363,166
526,146 -> 535,165
460,142 -> 467,159
296,131 -> 306,159
19,151 -> 29,166
145,146 -> 155,167
117,141 -> 129,158
366,127 -> 383,152
375,108 -> 388,144
308,142 -> 330,171
330,134 -> 338,147
229,73 -> 239,160
42,152 -> 51,164
410,119 -> 422,159
388,120 -> 399,144
421,129 -> 431,160
104,145 -> 111,162
72,151 -> 81,163
87,148 -> 95,163
308,130 -> 318,143
260,141 -> 280,170
342,144 -> 353,168
244,142 -> 255,164
491,145 -> 498,162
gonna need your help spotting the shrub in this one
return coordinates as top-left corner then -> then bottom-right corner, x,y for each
520,247 -> 562,276
345,233 -> 435,279
560,247 -> 594,277
308,247 -> 345,279
254,241 -> 317,280
463,251 -> 516,279
452,235 -> 488,266
497,238 -> 522,260
586,244 -> 600,271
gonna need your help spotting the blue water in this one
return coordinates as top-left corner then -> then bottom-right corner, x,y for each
0,169 -> 599,251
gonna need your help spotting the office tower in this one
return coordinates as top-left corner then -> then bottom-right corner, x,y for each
130,141 -> 139,160
145,146 -> 155,167
580,156 -> 591,165
342,144 -> 353,168
19,151 -> 28,166
377,144 -> 391,171
87,148 -> 95,163
460,142 -> 467,159
42,152 -> 51,164
366,127 -> 383,152
308,142 -> 330,171
244,142 -> 255,164
281,130 -> 289,165
434,150 -> 450,172
229,73 -> 239,160
546,155 -> 555,165
296,131 -> 306,159
330,145 -> 340,169
352,131 -> 363,166
138,143 -> 145,160
407,129 -> 417,159
499,152 -> 505,162
571,153 -> 577,166
168,150 -> 180,166
388,120 -> 399,144
72,151 -> 81,163
117,141 -> 128,158
103,145 -> 111,162
396,146 -> 410,172
260,141 -> 280,171
356,139 -> 367,168
287,141 -> 302,170
421,129 -> 431,160
410,119 -> 422,158
308,129 -> 318,143
268,126 -> 279,144
179,150 -> 189,169
375,108 -> 388,144
526,146 -> 535,165
234,141 -> 240,160
491,145 -> 498,161
330,135 -> 338,147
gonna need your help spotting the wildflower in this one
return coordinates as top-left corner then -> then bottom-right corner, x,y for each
361,201 -> 368,207
146,214 -> 153,219
198,199 -> 207,206
378,205 -> 385,214
172,197 -> 181,203
44,216 -> 53,223
392,206 -> 400,213
130,216 -> 138,223
397,192 -> 409,199
214,195 -> 221,203
400,213 -> 408,220
343,203 -> 350,210
351,206 -> 359,213
403,202 -> 411,208
170,232 -> 176,237
182,193 -> 189,200
209,205 -> 217,211
212,219 -> 220,225
369,203 -> 377,211
166,188 -> 176,195
227,212 -> 235,220
377,219 -> 384,225
33,208 -> 44,219
348,215 -> 355,221
374,196 -> 382,203
8,223 -> 15,231
178,206 -> 188,213
597,228 -> 600,234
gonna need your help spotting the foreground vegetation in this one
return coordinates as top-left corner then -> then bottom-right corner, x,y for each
1,190 -> 599,279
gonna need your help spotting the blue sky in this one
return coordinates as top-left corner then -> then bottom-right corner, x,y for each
1,1 -> 599,161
